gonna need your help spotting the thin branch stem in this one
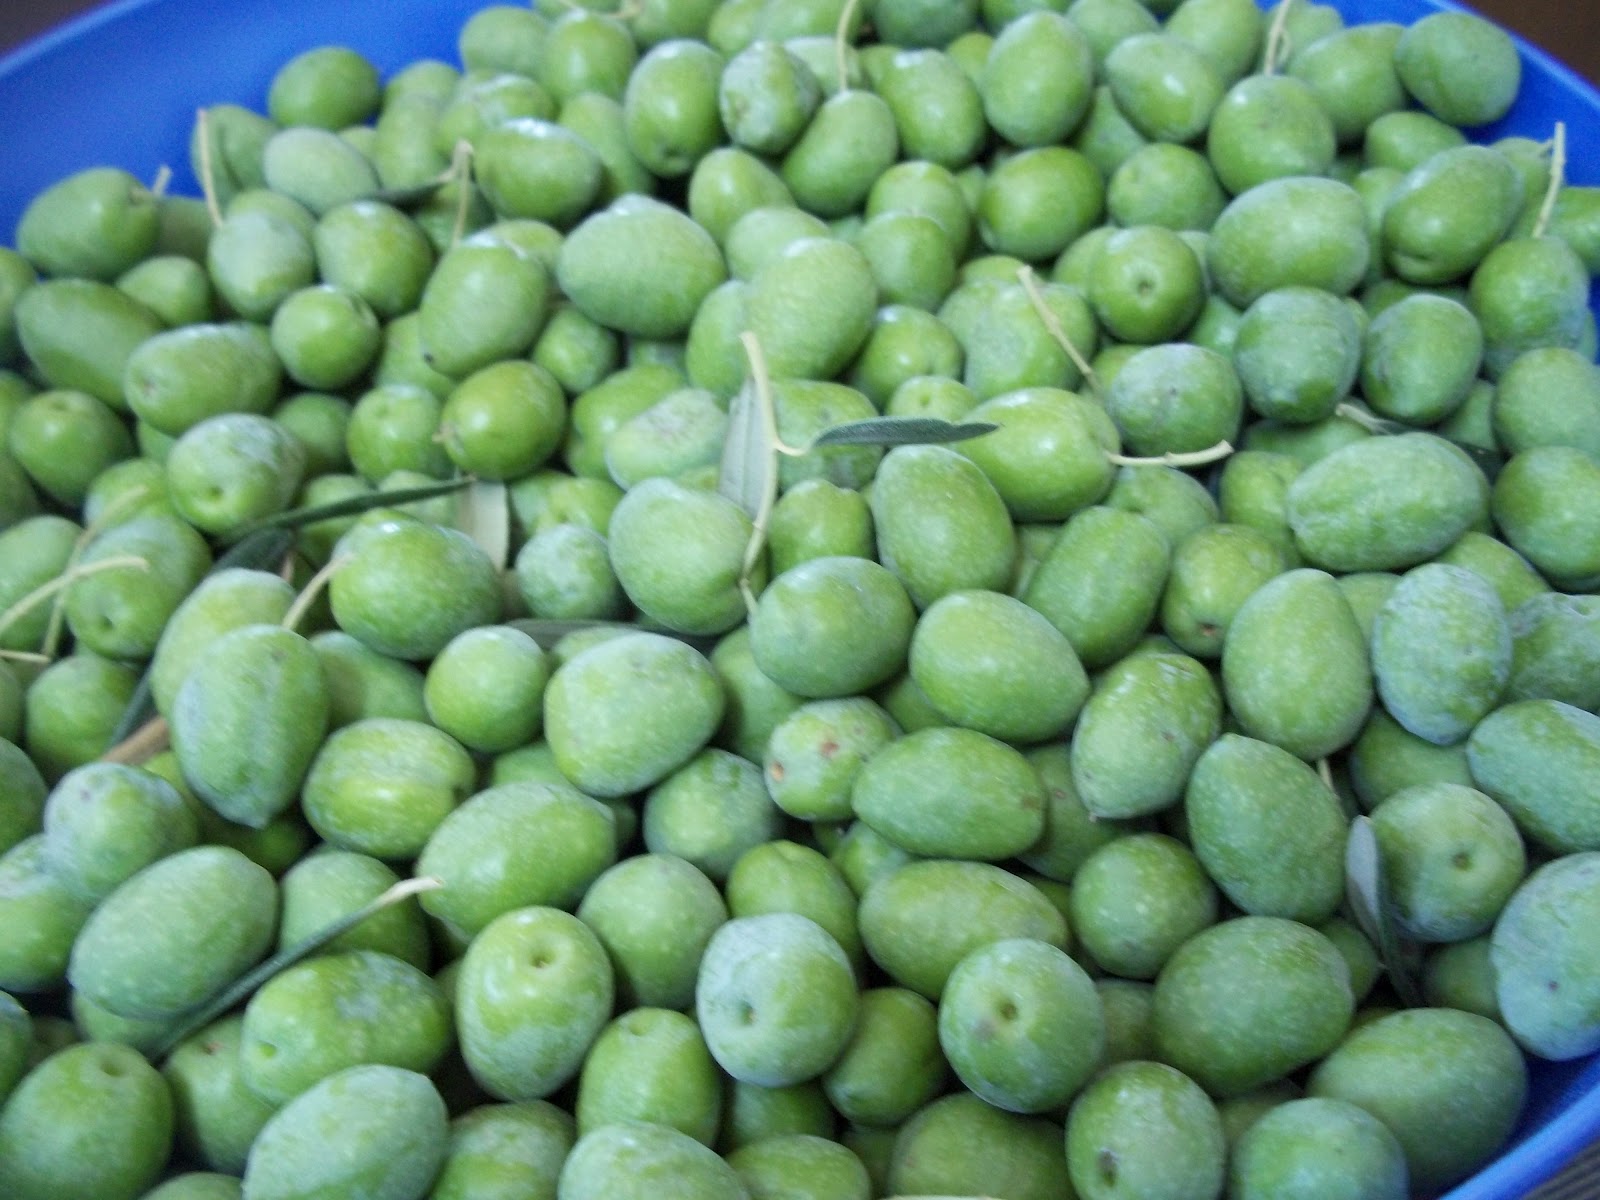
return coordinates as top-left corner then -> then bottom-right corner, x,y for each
1533,121 -> 1567,240
1263,0 -> 1293,74
0,556 -> 150,649
1016,266 -> 1099,394
44,488 -> 154,660
101,717 -> 171,766
1107,441 -> 1235,469
281,555 -> 349,634
834,0 -> 861,94
195,108 -> 224,228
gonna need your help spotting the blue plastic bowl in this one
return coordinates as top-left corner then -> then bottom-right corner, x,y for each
1,0 -> 1597,1196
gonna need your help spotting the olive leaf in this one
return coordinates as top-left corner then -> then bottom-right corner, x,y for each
804,416 -> 999,449
1447,440 -> 1504,483
230,476 -> 472,541
105,527 -> 297,745
455,480 -> 511,571
508,618 -> 718,655
107,674 -> 160,747
105,481 -> 472,752
509,618 -> 633,650
213,525 -> 299,573
718,376 -> 774,522
149,876 -> 444,1061
370,175 -> 453,209
1345,816 -> 1425,1007
731,333 -> 782,615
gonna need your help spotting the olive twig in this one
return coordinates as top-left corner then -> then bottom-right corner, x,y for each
281,554 -> 351,634
0,555 -> 150,650
1263,0 -> 1294,75
1533,121 -> 1568,241
1106,441 -> 1235,469
42,486 -> 155,661
195,108 -> 224,228
834,0 -> 862,95
100,716 -> 171,767
1333,402 -> 1403,435
1016,265 -> 1099,394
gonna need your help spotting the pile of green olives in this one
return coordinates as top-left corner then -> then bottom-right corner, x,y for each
2,2 -> 1600,1198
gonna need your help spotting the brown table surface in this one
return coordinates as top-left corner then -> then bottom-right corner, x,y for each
0,0 -> 1597,1197
1,0 -> 1597,77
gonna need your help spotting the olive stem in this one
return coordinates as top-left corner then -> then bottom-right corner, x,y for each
737,330 -> 780,618
195,108 -> 224,228
1016,266 -> 1100,394
43,487 -> 155,660
0,650 -> 49,665
281,554 -> 350,634
101,716 -> 171,766
834,0 -> 862,95
448,140 -> 476,247
1263,0 -> 1293,75
150,165 -> 173,199
1333,402 -> 1402,435
1318,758 -> 1334,790
1533,121 -> 1567,241
0,555 -> 150,650
1106,440 -> 1234,469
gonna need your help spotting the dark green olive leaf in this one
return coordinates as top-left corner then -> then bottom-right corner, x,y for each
508,618 -> 718,655
107,673 -> 158,747
104,527 -> 296,745
807,416 -> 1000,448
1445,439 -> 1504,483
1345,816 -> 1425,1007
454,480 -> 510,571
509,618 -> 632,649
213,526 -> 298,573
370,177 -> 451,208
231,477 -> 472,541
150,876 -> 444,1062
